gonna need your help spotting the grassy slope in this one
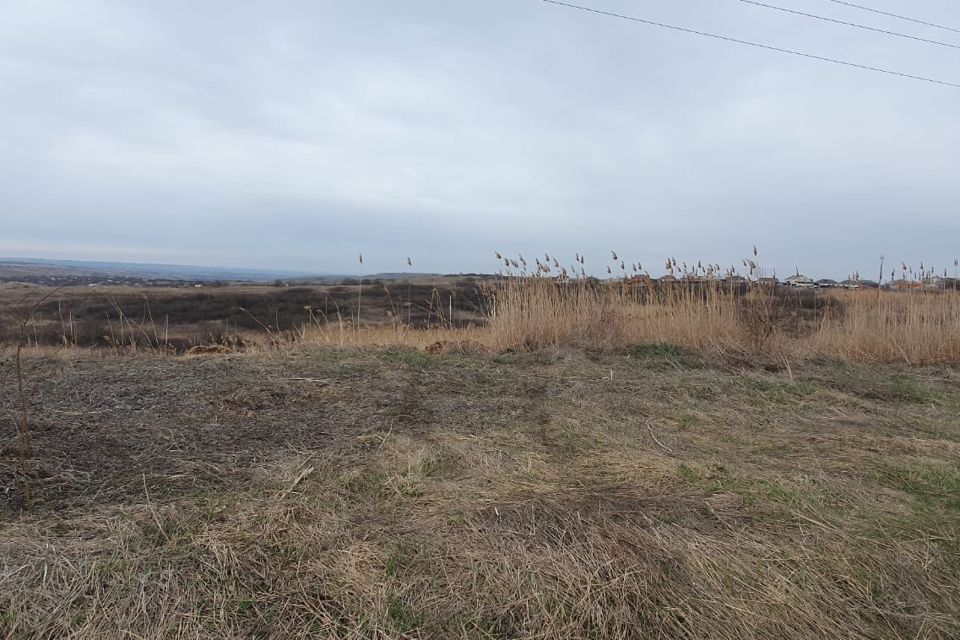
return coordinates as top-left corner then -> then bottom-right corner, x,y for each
2,346 -> 959,638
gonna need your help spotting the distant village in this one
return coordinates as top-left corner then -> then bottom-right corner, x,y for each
0,274 -> 232,288
627,273 -> 959,291
777,273 -> 959,291
4,267 -> 958,292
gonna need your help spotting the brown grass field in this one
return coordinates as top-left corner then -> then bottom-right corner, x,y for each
2,272 -> 960,638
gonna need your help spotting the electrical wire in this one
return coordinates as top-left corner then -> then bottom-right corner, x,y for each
823,0 -> 960,34
741,0 -> 960,50
541,0 -> 960,88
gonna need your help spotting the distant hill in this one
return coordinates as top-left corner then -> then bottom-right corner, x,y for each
0,257 -> 339,283
0,257 -> 492,286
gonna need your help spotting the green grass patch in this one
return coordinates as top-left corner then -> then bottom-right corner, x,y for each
816,367 -> 945,405
386,540 -> 426,578
885,375 -> 935,404
387,593 -> 419,633
751,480 -> 802,508
734,376 -> 817,405
876,461 -> 960,511
677,463 -> 701,482
378,348 -> 434,368
0,610 -> 15,630
623,343 -> 703,369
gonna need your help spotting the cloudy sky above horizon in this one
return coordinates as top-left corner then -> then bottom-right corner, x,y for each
2,0 -> 958,278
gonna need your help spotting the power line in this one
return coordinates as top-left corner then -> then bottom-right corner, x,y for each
741,0 -> 960,50
541,0 -> 960,88
823,0 -> 960,35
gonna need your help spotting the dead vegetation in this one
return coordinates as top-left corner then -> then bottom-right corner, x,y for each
0,279 -> 487,352
482,274 -> 960,365
6,259 -> 960,366
3,253 -> 960,638
2,346 -> 959,638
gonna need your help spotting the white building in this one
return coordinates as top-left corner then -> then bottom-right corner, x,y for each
785,274 -> 815,288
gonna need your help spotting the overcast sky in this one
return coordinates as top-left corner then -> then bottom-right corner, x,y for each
1,0 -> 958,278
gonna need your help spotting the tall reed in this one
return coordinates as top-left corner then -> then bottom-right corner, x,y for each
815,288 -> 960,365
485,267 -> 960,364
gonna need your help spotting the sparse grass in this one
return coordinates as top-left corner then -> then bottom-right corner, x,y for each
3,346 -> 960,638
623,342 -> 704,369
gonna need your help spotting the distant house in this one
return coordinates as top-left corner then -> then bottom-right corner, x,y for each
891,279 -> 924,291
939,277 -> 959,291
858,280 -> 880,289
839,279 -> 861,289
758,277 -> 777,287
816,279 -> 839,288
657,275 -> 678,285
785,274 -> 815,288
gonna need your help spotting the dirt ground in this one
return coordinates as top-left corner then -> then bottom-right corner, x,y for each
2,345 -> 959,638
1,347 -> 532,513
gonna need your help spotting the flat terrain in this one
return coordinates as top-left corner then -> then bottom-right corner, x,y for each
2,346 -> 960,638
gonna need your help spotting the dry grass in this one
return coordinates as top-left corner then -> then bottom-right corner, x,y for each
9,281 -> 959,366
483,275 -> 960,365
4,264 -> 960,366
485,278 -> 746,353
815,288 -> 960,365
3,347 -> 959,638
5,257 -> 960,638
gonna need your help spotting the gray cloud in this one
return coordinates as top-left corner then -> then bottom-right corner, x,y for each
2,0 -> 958,278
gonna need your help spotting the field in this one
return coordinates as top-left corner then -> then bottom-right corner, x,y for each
2,275 -> 960,638
0,277 -> 488,350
